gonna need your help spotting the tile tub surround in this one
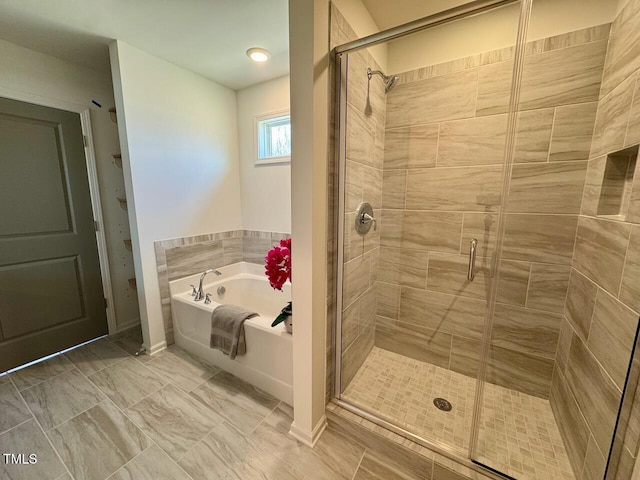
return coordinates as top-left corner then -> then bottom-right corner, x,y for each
369,24 -> 610,401
154,229 -> 289,343
0,329 -> 475,480
550,1 -> 640,477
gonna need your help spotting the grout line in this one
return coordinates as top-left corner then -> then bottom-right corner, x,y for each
0,417 -> 34,438
247,400 -> 282,436
350,449 -> 367,480
11,375 -> 77,480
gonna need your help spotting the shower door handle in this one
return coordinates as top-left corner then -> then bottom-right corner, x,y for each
468,239 -> 477,281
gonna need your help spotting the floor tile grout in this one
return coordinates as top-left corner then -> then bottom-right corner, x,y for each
11,375 -> 77,480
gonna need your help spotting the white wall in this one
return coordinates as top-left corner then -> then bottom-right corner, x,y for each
387,0 -> 619,75
0,38 -> 140,332
332,0 -> 387,70
109,41 -> 243,352
237,75 -> 291,233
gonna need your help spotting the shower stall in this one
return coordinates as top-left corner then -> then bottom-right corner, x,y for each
331,0 -> 640,479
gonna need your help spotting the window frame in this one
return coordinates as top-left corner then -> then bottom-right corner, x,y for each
254,109 -> 291,165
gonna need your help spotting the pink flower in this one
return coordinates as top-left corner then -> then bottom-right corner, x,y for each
265,238 -> 291,291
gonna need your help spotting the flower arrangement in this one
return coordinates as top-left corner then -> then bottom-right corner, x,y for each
265,238 -> 292,329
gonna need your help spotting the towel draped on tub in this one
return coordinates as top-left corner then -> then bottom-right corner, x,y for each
210,304 -> 258,359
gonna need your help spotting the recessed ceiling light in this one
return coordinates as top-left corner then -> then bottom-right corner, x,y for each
246,47 -> 270,63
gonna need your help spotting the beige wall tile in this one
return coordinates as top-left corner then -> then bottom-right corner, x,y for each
620,225 -> 640,312
496,260 -> 530,306
627,159 -> 640,223
514,108 -> 554,163
477,41 -> 607,116
581,435 -> 607,480
502,214 -> 578,264
486,345 -> 554,398
549,102 -> 598,162
165,241 -> 223,281
380,210 -> 463,253
378,247 -> 428,288
437,115 -> 507,167
581,156 -> 607,216
564,268 -> 598,341
243,236 -> 273,265
491,303 -> 562,358
343,254 -> 370,308
507,162 -> 587,214
384,125 -> 438,169
400,286 -> 486,340
346,104 -> 376,167
460,213 -> 497,257
587,289 -> 639,390
346,161 -> 383,211
426,252 -> 489,300
626,75 -> 640,147
573,216 -> 631,294
375,316 -> 452,368
591,74 -> 636,158
549,369 -> 591,476
543,24 -> 611,52
344,212 -> 364,262
565,335 -> 622,453
600,9 -> 640,97
386,69 -> 478,128
342,326 -> 374,389
342,300 -> 360,353
450,336 -> 482,378
381,170 -> 406,209
555,318 -> 574,374
406,166 -> 502,212
376,282 -> 400,319
526,264 -> 571,313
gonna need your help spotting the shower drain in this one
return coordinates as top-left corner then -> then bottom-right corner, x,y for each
433,397 -> 453,412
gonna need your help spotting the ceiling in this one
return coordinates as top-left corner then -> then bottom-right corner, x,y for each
0,0 -> 289,90
361,0 -> 471,30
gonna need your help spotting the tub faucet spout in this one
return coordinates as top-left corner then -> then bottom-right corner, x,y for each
195,269 -> 221,301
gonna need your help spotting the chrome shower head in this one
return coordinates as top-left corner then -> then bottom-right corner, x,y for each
367,67 -> 399,93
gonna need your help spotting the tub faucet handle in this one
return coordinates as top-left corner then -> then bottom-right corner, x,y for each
204,293 -> 212,305
190,285 -> 197,297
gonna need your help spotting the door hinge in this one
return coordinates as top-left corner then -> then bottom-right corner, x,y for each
104,298 -> 108,308
83,135 -> 89,147
94,220 -> 99,231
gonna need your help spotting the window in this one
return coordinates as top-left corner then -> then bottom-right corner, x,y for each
255,111 -> 291,165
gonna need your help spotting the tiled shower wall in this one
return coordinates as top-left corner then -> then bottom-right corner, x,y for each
551,0 -> 640,477
336,6 -> 386,390
375,24 -> 609,399
154,229 -> 289,344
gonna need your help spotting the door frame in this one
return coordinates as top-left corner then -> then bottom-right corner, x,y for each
0,88 -> 117,335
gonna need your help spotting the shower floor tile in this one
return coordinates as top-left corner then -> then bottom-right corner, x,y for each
342,347 -> 576,480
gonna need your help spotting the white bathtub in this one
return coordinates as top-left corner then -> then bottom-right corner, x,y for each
169,262 -> 293,404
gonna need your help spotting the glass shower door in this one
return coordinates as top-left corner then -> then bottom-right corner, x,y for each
333,0 -> 524,461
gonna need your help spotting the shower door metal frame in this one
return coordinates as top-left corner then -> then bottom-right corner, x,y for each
331,0 -> 528,477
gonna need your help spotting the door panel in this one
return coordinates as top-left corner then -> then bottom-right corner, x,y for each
0,97 -> 107,372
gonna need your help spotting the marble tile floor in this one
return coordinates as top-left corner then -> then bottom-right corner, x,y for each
342,347 -> 576,480
0,329 -> 467,480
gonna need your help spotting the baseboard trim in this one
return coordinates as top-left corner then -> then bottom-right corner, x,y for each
289,415 -> 328,448
147,340 -> 167,356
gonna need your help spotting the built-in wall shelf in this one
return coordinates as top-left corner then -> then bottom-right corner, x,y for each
123,239 -> 132,250
112,153 -> 122,168
597,145 -> 639,220
116,197 -> 128,210
128,277 -> 137,290
109,107 -> 117,124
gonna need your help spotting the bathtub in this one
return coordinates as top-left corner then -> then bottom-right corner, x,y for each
169,262 -> 292,404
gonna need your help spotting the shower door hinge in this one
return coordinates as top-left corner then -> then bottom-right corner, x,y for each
104,298 -> 108,308
83,135 -> 89,147
94,220 -> 99,231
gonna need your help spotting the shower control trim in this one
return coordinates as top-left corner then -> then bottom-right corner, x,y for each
355,202 -> 377,235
